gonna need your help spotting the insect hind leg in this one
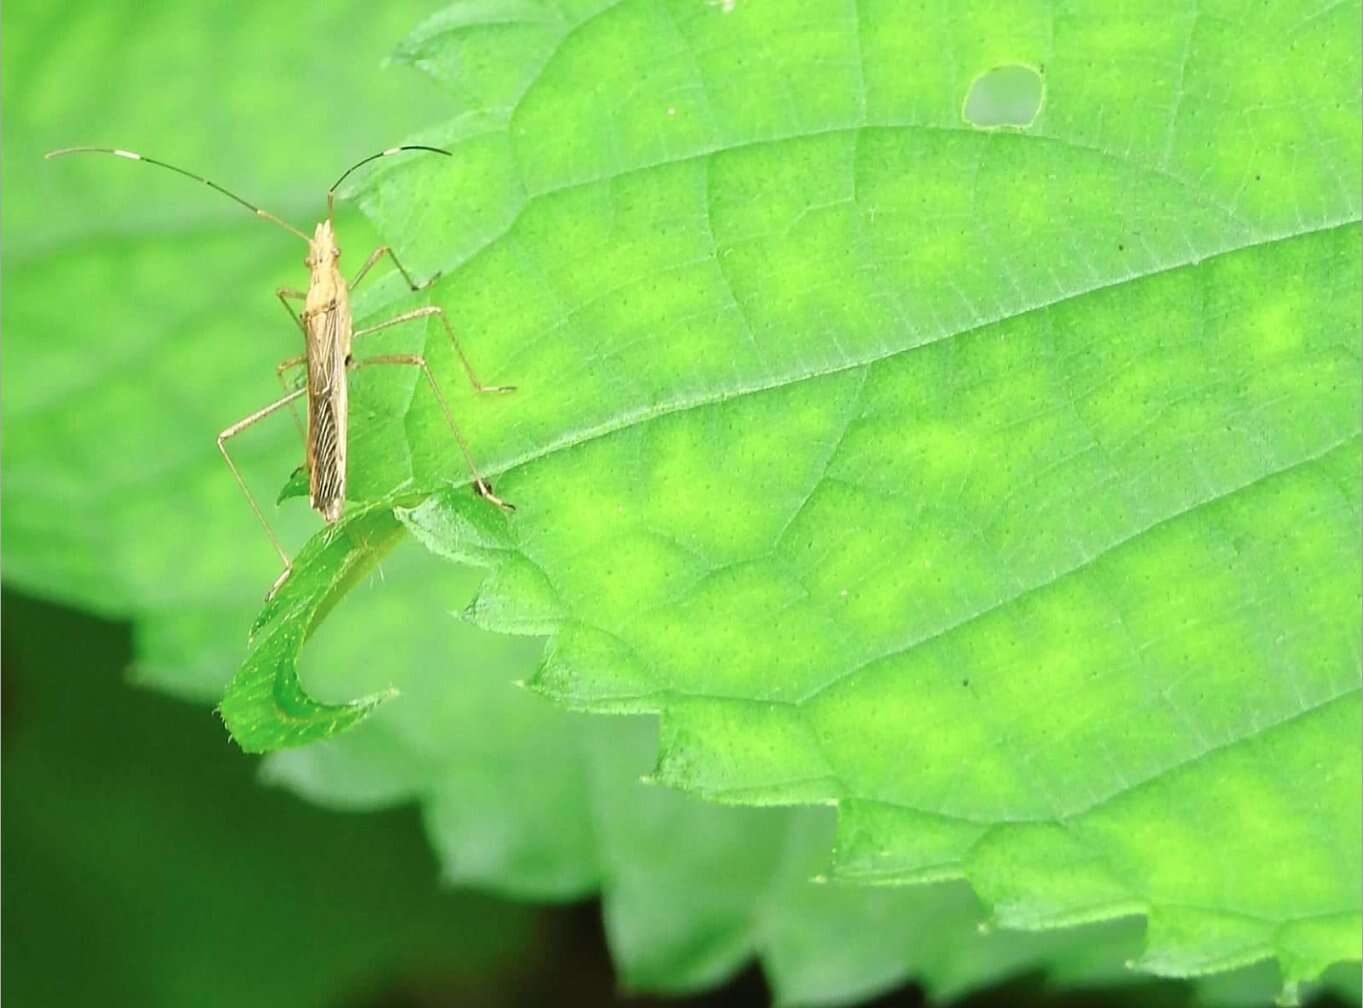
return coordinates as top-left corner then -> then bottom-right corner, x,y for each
352,306 -> 515,394
349,352 -> 513,510
217,386 -> 308,595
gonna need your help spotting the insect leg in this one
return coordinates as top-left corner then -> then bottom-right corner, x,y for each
273,291 -> 309,441
353,307 -> 515,393
350,353 -> 514,511
275,353 -> 307,440
276,287 -> 307,334
350,245 -> 433,293
217,386 -> 308,594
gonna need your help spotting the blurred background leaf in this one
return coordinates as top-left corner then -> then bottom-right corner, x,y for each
1,589 -> 534,1007
2,0 -> 454,695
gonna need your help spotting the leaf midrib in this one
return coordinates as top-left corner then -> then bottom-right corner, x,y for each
469,217 -> 1358,487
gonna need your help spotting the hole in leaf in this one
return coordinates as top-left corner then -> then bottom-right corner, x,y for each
963,65 -> 1043,127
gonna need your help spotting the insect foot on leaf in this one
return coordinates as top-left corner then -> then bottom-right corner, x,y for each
474,478 -> 515,512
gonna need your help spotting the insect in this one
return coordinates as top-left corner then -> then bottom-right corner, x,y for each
45,144 -> 515,595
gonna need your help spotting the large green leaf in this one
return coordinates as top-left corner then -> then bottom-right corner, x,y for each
238,0 -> 1360,994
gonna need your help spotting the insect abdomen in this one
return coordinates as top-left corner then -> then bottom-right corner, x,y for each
307,393 -> 347,521
305,306 -> 349,523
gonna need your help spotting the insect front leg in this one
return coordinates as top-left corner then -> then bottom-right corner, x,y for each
276,287 -> 307,333
352,307 -> 515,394
217,386 -> 308,596
349,245 -> 435,293
275,291 -> 309,436
275,354 -> 307,440
349,353 -> 514,511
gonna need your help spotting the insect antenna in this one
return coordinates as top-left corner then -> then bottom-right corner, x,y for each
44,146 -> 311,242
326,145 -> 452,222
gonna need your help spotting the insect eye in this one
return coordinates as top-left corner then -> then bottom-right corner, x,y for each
332,249 -> 341,259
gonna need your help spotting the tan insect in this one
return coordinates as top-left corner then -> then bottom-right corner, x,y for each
45,144 -> 514,595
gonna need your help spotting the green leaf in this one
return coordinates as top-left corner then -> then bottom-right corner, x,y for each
276,465 -> 309,505
283,0 -> 1361,990
218,502 -> 409,752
